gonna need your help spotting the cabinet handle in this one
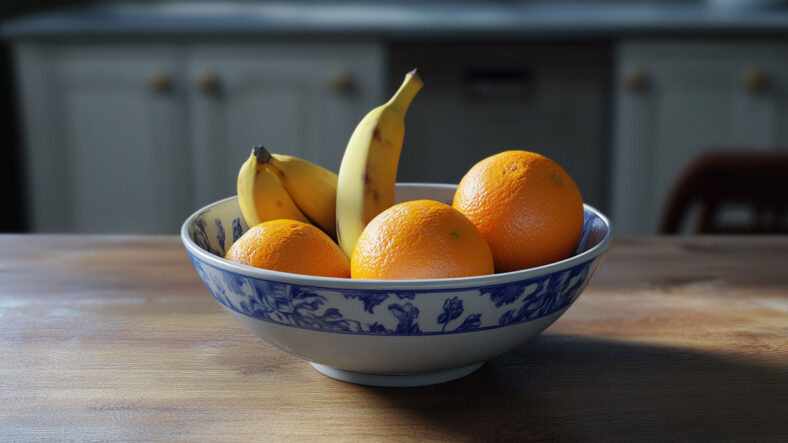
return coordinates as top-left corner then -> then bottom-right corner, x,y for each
744,69 -> 768,93
463,66 -> 534,100
197,72 -> 221,95
330,71 -> 355,94
149,72 -> 172,94
625,69 -> 648,92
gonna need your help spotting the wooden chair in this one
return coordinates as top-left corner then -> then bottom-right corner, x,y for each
659,150 -> 788,234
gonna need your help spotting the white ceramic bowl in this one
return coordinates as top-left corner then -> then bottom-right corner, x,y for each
181,183 -> 612,386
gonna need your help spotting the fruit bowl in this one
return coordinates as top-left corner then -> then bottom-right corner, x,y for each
181,183 -> 612,387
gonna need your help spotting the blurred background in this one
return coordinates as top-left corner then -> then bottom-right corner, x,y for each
2,0 -> 787,235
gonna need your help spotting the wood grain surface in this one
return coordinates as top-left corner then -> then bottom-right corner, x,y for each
1,235 -> 786,442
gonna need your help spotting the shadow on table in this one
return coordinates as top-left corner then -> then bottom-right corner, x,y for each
365,335 -> 788,441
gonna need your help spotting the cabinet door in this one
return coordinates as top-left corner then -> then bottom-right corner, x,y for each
612,42 -> 788,235
187,44 -> 384,206
15,45 -> 190,233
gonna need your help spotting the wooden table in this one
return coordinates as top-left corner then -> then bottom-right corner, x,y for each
1,235 -> 786,441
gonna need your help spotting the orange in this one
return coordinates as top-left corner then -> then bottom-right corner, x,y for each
225,219 -> 349,278
351,200 -> 494,280
453,150 -> 583,272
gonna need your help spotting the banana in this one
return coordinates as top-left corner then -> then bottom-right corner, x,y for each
336,69 -> 424,258
253,145 -> 338,238
236,149 -> 310,227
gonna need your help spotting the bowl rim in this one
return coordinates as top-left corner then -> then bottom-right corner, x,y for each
181,182 -> 613,290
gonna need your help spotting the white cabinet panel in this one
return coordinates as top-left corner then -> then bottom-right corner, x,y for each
15,45 -> 190,233
186,43 -> 384,207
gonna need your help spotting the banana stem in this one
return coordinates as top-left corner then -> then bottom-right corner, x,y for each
252,145 -> 273,166
386,68 -> 424,116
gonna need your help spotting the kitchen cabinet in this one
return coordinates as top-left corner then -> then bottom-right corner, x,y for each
187,44 -> 383,207
612,42 -> 788,235
15,45 -> 191,233
14,42 -> 384,233
16,36 -> 788,235
392,43 -> 610,210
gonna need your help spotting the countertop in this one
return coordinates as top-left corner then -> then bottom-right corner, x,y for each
4,1 -> 788,39
1,235 -> 786,440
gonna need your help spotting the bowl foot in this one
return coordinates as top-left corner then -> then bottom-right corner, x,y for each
309,362 -> 484,387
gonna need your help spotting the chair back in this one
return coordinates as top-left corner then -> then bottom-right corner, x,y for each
659,151 -> 788,234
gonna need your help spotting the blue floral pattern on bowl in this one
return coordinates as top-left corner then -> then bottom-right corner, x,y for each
183,195 -> 606,336
188,253 -> 593,335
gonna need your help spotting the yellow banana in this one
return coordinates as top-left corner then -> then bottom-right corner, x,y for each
236,149 -> 310,227
253,145 -> 338,238
336,69 -> 424,258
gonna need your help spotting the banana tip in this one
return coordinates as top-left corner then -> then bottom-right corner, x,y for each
407,68 -> 422,82
252,145 -> 272,164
